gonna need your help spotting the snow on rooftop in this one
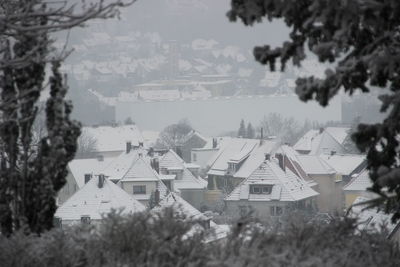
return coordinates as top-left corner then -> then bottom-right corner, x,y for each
320,154 -> 366,176
68,157 -> 114,188
344,169 -> 372,191
55,177 -> 145,221
102,149 -> 148,182
296,155 -> 336,175
82,125 -> 145,152
208,138 -> 277,177
226,160 -> 318,202
159,150 -> 207,190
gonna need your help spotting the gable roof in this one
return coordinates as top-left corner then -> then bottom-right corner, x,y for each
120,157 -> 160,182
344,169 -> 372,191
55,177 -> 145,221
102,148 -> 148,182
159,150 -> 207,190
207,138 -> 277,176
296,154 -> 336,175
233,140 -> 279,179
294,127 -> 350,155
82,125 -> 145,152
226,160 -> 318,202
68,157 -> 114,188
320,153 -> 366,176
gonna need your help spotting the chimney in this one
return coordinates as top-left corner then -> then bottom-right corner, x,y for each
276,153 -> 285,172
98,174 -> 105,188
212,138 -> 217,148
330,150 -> 336,156
151,158 -> 160,173
97,155 -> 104,162
154,189 -> 160,205
260,127 -> 264,140
265,153 -> 271,161
126,141 -> 132,153
319,127 -> 324,134
139,142 -> 144,147
84,174 -> 92,184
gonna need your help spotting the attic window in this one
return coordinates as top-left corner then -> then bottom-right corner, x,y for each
133,185 -> 146,194
250,185 -> 273,194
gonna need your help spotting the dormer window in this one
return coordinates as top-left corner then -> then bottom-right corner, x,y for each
228,162 -> 237,173
250,185 -> 273,194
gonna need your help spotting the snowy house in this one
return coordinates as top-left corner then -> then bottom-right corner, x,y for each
152,192 -> 229,243
80,125 -> 145,158
100,149 -> 168,206
320,153 -> 366,184
177,130 -> 208,163
343,169 -> 376,208
206,138 -> 279,200
57,156 -> 114,205
55,175 -> 145,227
293,127 -> 350,155
159,150 -> 207,209
296,154 -> 343,214
225,158 -> 318,220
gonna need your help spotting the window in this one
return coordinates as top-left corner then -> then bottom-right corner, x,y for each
251,185 -> 273,194
81,215 -> 91,224
193,153 -> 197,162
270,206 -> 283,216
133,185 -> 146,194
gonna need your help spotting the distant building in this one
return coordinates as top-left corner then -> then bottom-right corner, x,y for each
178,130 -> 208,163
54,175 -> 145,227
225,159 -> 318,220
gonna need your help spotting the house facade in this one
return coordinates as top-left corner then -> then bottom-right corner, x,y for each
178,130 -> 208,163
225,159 -> 318,220
55,175 -> 145,227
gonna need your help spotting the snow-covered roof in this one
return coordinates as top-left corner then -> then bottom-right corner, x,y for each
101,149 -> 148,182
159,150 -> 207,190
180,130 -> 208,145
68,157 -> 114,188
296,155 -> 336,175
276,145 -> 311,182
320,154 -> 366,176
293,127 -> 350,155
226,160 -> 318,202
82,125 -> 145,152
344,169 -> 372,191
349,196 -> 400,237
55,177 -> 145,221
119,157 -> 160,182
233,140 -> 279,179
208,138 -> 278,177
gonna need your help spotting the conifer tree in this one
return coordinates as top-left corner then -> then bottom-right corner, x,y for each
238,119 -> 246,138
0,0 -> 132,234
246,122 -> 255,139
